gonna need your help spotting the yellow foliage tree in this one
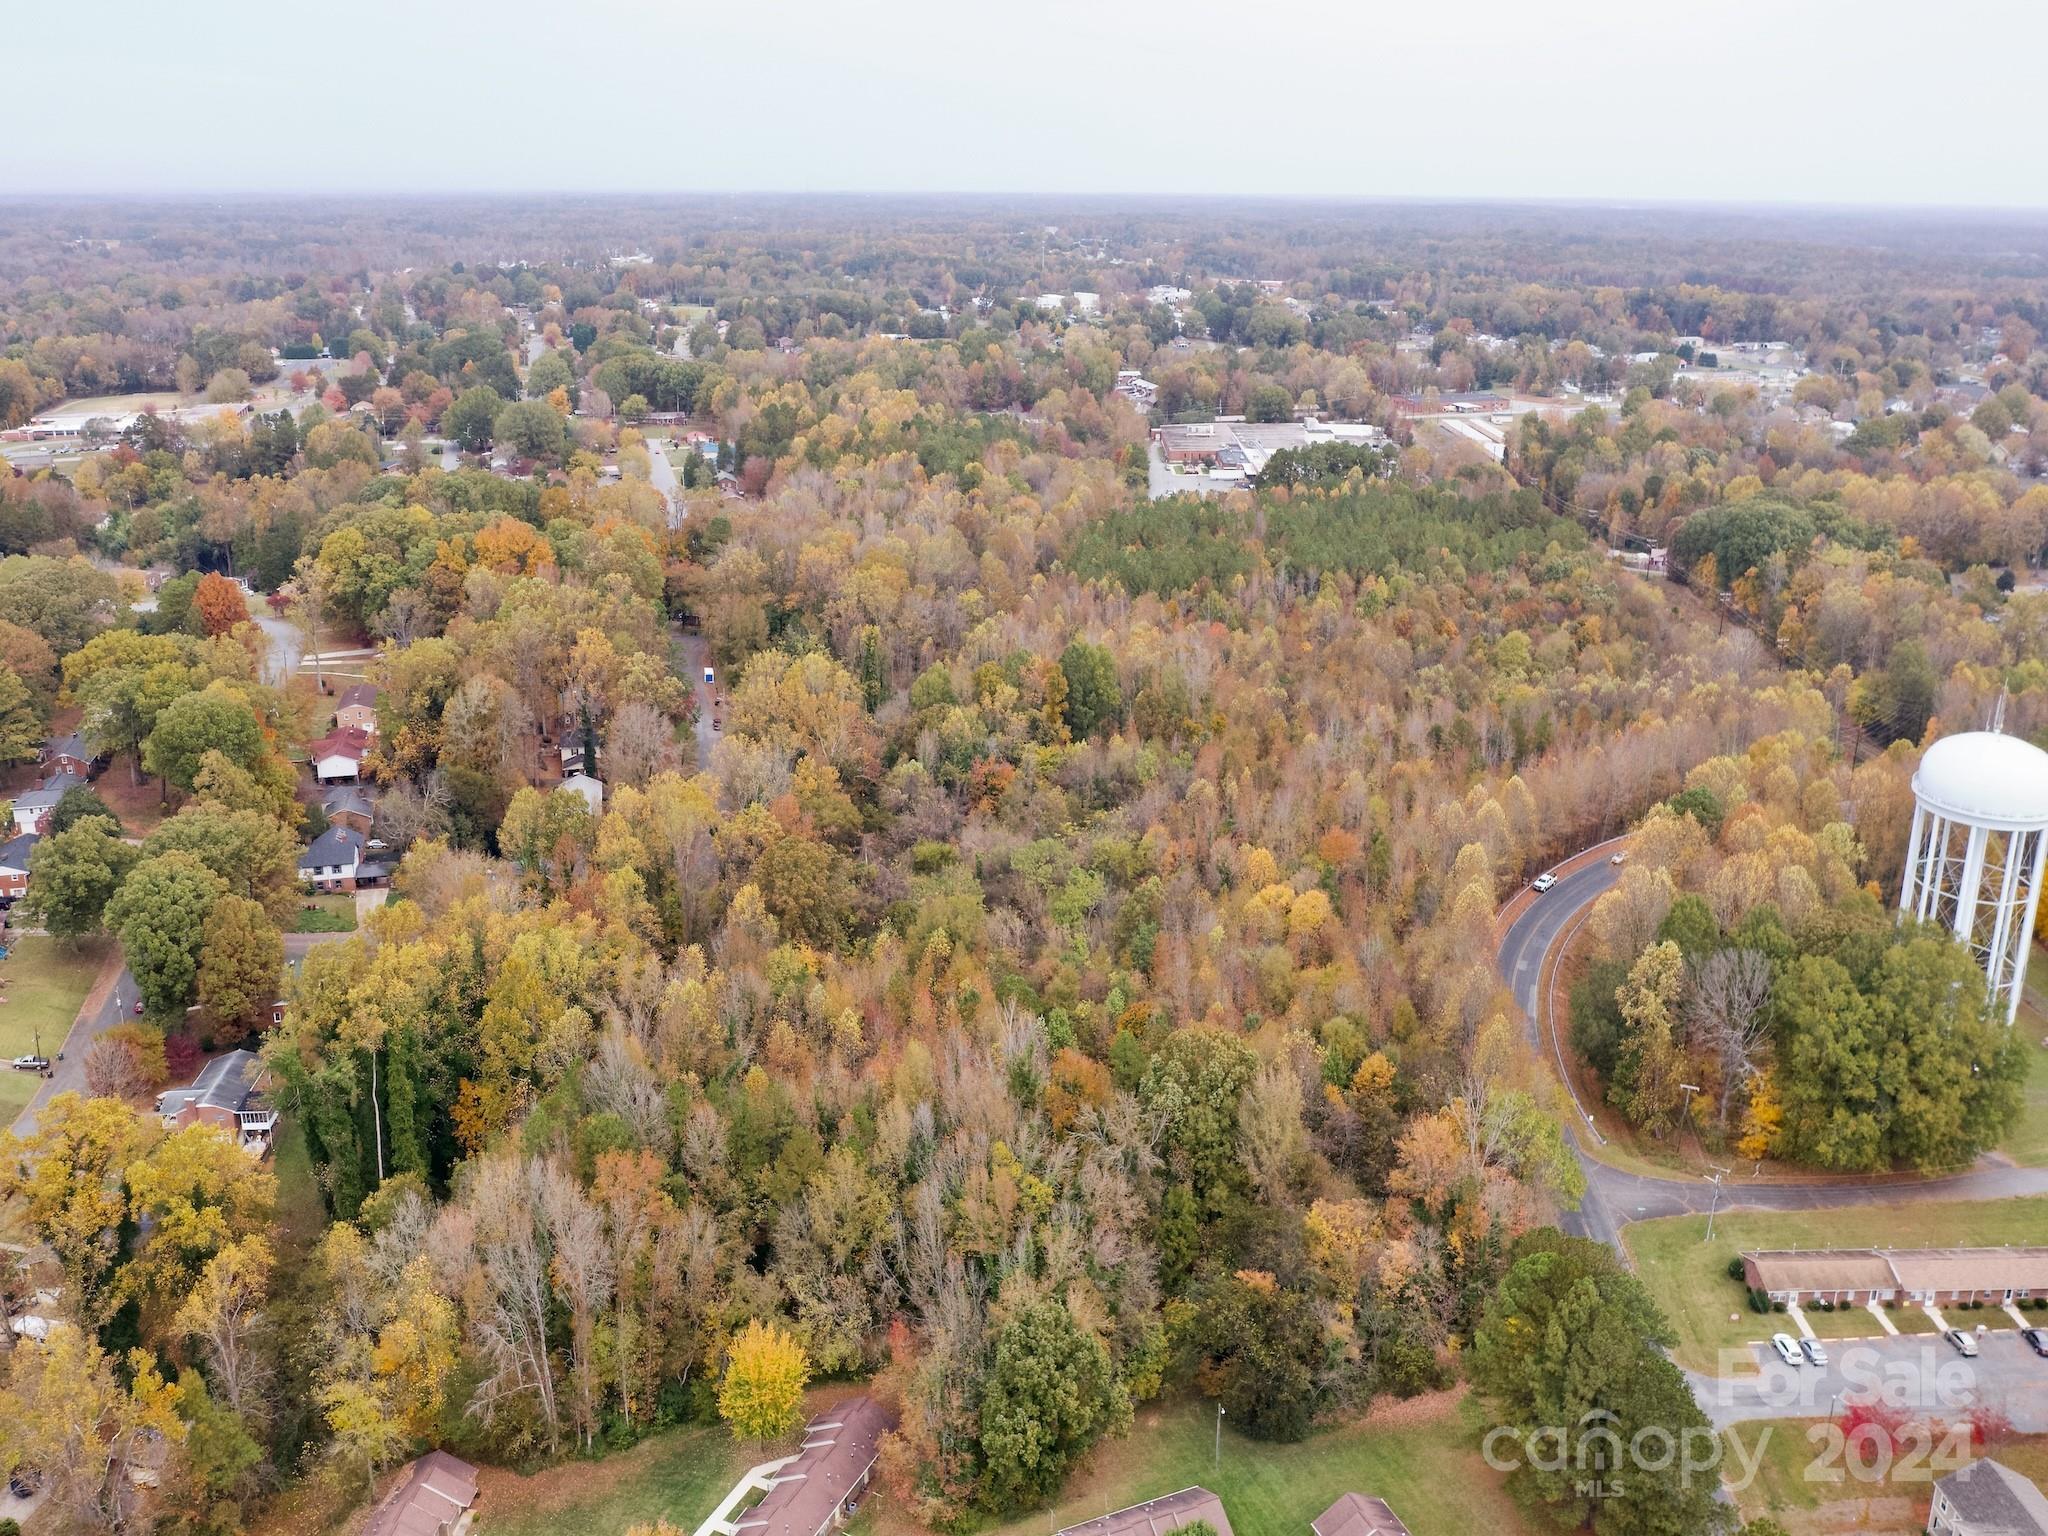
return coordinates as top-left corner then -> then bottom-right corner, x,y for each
717,1319 -> 811,1443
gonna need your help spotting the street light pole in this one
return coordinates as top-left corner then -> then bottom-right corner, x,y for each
1703,1165 -> 1730,1244
1214,1404 -> 1225,1468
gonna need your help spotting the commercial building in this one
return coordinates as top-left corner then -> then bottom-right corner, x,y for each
1057,1487 -> 1233,1536
1741,1247 -> 2048,1307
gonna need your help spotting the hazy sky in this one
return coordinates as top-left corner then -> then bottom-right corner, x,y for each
9,0 -> 2046,207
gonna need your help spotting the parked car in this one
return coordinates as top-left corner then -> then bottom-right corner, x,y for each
134,999 -> 144,1015
1800,1338 -> 1828,1366
8,1054 -> 48,1072
2022,1327 -> 2048,1357
1531,872 -> 1558,892
1771,1333 -> 1802,1365
1945,1328 -> 1980,1358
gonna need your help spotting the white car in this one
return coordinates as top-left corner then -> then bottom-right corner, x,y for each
1771,1333 -> 1803,1365
1531,872 -> 1558,893
1610,850 -> 1629,865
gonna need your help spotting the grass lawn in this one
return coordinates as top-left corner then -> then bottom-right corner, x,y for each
951,1390 -> 1532,1536
293,894 -> 357,933
474,1420 -> 753,1536
1721,1419 -> 2048,1531
1797,1304 -> 1893,1342
0,935 -> 108,1118
2006,990 -> 2048,1166
1624,1197 -> 2048,1374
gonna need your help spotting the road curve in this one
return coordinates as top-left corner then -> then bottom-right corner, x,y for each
1496,853 -> 2048,1254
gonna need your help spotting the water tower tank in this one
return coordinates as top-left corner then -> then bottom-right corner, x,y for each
1899,730 -> 2048,1025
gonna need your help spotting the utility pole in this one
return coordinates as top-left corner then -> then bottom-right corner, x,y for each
1214,1404 -> 1225,1468
1703,1166 -> 1730,1244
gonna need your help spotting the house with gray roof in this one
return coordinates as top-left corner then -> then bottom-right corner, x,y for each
155,1050 -> 276,1152
11,770 -> 83,835
1931,1458 -> 2048,1536
0,830 -> 36,904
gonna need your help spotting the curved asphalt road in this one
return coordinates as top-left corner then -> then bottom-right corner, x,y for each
1497,856 -> 2048,1254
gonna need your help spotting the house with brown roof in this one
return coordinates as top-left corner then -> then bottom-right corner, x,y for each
1311,1494 -> 1411,1536
1743,1248 -> 2048,1307
1930,1458 -> 2048,1536
363,1451 -> 480,1536
335,684 -> 379,735
730,1397 -> 893,1536
1056,1487 -> 1233,1536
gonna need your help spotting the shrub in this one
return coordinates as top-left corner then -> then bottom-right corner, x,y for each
1747,1287 -> 1769,1314
1771,1300 -> 1786,1313
1726,1256 -> 1748,1282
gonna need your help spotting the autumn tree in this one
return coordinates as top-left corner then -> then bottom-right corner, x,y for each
717,1319 -> 810,1443
192,572 -> 248,637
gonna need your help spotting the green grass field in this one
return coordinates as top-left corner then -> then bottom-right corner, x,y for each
1624,1197 -> 2048,1373
2007,994 -> 2048,1166
964,1392 -> 1531,1536
474,1420 -> 753,1536
474,1390 -> 1529,1536
0,935 -> 108,1118
292,894 -> 357,933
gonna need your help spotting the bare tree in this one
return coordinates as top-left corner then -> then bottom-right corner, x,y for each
605,699 -> 682,788
1687,947 -> 1773,1129
538,1162 -> 614,1451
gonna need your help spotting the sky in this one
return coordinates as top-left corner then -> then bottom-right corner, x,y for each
7,0 -> 2046,208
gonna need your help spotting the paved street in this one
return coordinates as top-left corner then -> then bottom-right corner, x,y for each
647,436 -> 681,528
1495,849 -> 2048,1252
9,929 -> 353,1137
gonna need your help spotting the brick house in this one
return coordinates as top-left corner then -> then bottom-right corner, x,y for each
0,830 -> 36,905
320,784 -> 375,835
11,770 -> 83,835
155,1050 -> 276,1152
1742,1248 -> 2048,1308
299,826 -> 366,891
334,684 -> 379,736
40,732 -> 94,778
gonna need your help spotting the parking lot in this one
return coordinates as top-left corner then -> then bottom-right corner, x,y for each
1693,1328 -> 2048,1429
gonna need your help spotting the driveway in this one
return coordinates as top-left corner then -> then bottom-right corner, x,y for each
647,437 -> 681,529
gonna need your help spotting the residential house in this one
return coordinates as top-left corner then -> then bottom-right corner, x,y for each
1742,1248 -> 2048,1307
363,1451 -> 481,1536
1311,1494 -> 1411,1536
299,825 -> 369,892
334,684 -> 379,736
11,769 -> 83,835
154,1050 -> 276,1152
40,732 -> 94,778
321,784 -> 376,835
560,772 -> 604,816
729,1397 -> 893,1536
1930,1458 -> 2048,1536
0,830 -> 36,904
308,725 -> 372,784
1057,1487 -> 1233,1536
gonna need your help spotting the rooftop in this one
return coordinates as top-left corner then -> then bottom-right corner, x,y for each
363,1450 -> 480,1536
1745,1247 -> 2048,1293
1312,1494 -> 1411,1536
1057,1487 -> 1234,1536
301,826 -> 365,869
732,1396 -> 894,1536
0,831 -> 37,870
156,1049 -> 263,1119
337,684 -> 378,710
1935,1458 -> 2048,1535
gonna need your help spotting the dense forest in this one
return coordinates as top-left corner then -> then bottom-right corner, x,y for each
1,197 -> 2046,1536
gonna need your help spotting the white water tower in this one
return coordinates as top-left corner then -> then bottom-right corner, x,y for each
1898,729 -> 2048,1026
